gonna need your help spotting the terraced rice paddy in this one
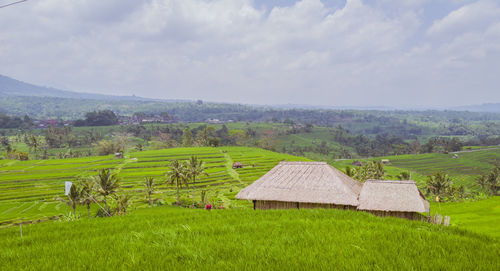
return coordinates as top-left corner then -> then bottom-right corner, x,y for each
333,148 -> 500,187
0,147 -> 307,225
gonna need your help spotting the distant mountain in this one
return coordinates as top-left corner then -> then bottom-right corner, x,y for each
0,74 -> 160,101
451,103 -> 500,113
267,104 -> 397,111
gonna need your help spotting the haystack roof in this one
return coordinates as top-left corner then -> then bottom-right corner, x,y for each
236,162 -> 362,206
357,180 -> 429,213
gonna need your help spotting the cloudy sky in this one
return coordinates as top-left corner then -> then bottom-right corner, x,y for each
1,0 -> 499,107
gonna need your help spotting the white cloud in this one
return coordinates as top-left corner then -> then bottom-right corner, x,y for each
427,0 -> 500,37
0,0 -> 499,106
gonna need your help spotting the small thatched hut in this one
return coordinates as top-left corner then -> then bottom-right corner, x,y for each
357,180 -> 429,220
232,162 -> 243,169
352,161 -> 363,166
236,162 -> 362,210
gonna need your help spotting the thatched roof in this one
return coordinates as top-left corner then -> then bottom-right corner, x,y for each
357,180 -> 429,213
236,162 -> 362,206
352,161 -> 363,166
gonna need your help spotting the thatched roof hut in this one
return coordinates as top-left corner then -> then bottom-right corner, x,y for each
236,162 -> 362,209
232,162 -> 243,169
357,180 -> 429,219
352,161 -> 363,166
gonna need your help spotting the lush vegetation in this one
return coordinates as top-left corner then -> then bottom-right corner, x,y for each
2,119 -> 499,163
73,110 -> 119,127
1,207 -> 498,270
0,113 -> 32,129
1,95 -> 499,142
0,147 -> 307,225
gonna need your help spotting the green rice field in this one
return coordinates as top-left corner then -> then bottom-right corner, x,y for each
0,147 -> 307,225
431,197 -> 500,238
0,207 -> 498,270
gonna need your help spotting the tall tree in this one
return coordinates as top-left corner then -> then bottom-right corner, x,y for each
425,172 -> 452,200
59,183 -> 81,216
80,178 -> 96,219
477,166 -> 500,196
396,172 -> 411,180
185,156 -> 208,207
0,136 -> 11,152
143,177 -> 157,205
115,194 -> 133,215
166,160 -> 188,205
182,128 -> 194,147
94,169 -> 121,210
26,134 -> 42,155
350,161 -> 385,182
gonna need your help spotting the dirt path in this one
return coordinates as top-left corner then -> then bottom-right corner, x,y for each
450,147 -> 500,154
221,151 -> 242,184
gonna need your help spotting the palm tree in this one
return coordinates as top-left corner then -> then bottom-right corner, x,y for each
397,172 -> 411,180
425,172 -> 452,200
115,194 -> 133,215
27,134 -> 42,157
143,177 -> 157,205
345,166 -> 356,177
94,169 -> 121,210
487,167 -> 499,196
185,156 -> 208,207
80,178 -> 96,218
476,174 -> 489,193
166,160 -> 188,205
59,183 -> 81,216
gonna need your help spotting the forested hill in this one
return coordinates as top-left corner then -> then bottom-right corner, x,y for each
0,74 -> 154,101
452,103 -> 500,113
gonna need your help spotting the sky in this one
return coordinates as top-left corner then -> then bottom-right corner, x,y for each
0,0 -> 499,107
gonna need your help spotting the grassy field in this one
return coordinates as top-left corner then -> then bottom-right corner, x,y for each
0,147 -> 308,225
2,146 -> 500,243
0,206 -> 498,270
431,197 -> 500,238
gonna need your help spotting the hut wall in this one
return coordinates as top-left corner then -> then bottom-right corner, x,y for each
254,200 -> 298,210
298,202 -> 343,209
254,200 -> 353,210
365,210 -> 425,221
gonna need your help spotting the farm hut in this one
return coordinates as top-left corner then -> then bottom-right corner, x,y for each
232,162 -> 243,169
357,180 -> 430,220
380,159 -> 390,164
236,162 -> 362,210
352,161 -> 363,166
114,152 -> 124,159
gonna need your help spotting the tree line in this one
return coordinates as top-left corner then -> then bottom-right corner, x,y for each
344,162 -> 499,202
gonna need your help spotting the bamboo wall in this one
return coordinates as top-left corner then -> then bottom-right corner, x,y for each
253,200 -> 353,210
365,210 -> 425,221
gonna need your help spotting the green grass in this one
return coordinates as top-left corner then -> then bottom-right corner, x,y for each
431,197 -> 500,238
0,206 -> 498,270
0,147 -> 308,225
